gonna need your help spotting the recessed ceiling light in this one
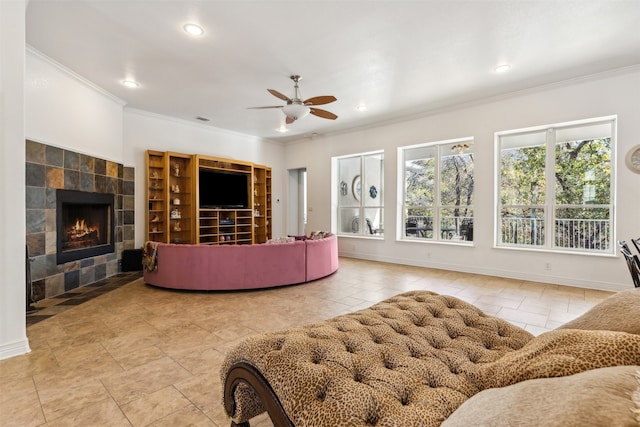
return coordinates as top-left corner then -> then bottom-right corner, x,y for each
356,103 -> 367,112
277,125 -> 288,133
495,64 -> 512,73
183,23 -> 204,36
122,80 -> 139,88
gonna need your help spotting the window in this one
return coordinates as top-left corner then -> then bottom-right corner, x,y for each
497,117 -> 614,253
335,152 -> 384,236
400,138 -> 474,242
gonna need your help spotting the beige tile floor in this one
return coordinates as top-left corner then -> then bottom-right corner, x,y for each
1,257 -> 614,427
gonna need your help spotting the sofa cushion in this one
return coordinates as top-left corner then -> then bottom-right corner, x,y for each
288,234 -> 308,241
267,236 -> 296,244
469,329 -> 640,390
558,288 -> 640,334
442,365 -> 640,427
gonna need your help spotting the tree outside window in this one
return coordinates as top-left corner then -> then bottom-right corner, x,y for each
336,152 -> 384,237
401,139 -> 474,242
497,118 -> 614,253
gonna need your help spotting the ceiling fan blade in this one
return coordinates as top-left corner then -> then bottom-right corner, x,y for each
285,116 -> 296,124
267,89 -> 291,102
310,108 -> 338,120
248,106 -> 283,109
304,95 -> 337,106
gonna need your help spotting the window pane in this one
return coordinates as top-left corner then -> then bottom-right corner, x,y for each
554,137 -> 611,205
335,151 -> 384,237
440,150 -> 474,207
497,119 -> 614,253
440,206 -> 474,241
402,141 -> 473,244
500,207 -> 545,246
405,208 -> 434,239
338,157 -> 360,207
364,208 -> 383,235
363,154 -> 383,207
405,146 -> 435,206
500,137 -> 546,206
338,207 -> 360,234
555,207 -> 611,251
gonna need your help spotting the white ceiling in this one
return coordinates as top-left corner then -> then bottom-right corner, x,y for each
25,0 -> 640,143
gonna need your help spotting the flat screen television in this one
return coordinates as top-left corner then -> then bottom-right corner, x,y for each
199,169 -> 249,209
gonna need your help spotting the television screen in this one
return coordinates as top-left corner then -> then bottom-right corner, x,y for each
199,169 -> 249,208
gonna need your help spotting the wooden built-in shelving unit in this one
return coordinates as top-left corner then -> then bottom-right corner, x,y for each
146,150 -> 271,245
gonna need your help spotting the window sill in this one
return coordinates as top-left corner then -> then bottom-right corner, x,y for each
398,238 -> 474,247
493,245 -> 617,257
338,234 -> 384,240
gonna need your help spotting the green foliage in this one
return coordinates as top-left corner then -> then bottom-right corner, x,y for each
500,145 -> 546,206
405,153 -> 474,213
405,158 -> 435,206
500,138 -> 610,220
498,136 -> 612,249
554,138 -> 611,207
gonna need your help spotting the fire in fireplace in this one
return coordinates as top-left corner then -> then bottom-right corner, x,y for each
56,190 -> 115,264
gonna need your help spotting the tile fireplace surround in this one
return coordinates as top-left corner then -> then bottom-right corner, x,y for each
25,140 -> 135,301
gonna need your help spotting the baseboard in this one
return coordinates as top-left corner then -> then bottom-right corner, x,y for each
0,338 -> 31,360
338,252 -> 628,292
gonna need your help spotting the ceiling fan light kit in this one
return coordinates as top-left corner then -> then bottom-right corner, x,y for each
282,103 -> 310,120
249,74 -> 338,124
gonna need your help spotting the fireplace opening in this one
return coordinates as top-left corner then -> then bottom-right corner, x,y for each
56,190 -> 115,264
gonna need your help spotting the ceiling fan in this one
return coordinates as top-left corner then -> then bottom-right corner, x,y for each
249,75 -> 338,124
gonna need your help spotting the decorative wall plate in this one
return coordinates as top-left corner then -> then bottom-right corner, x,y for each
369,185 -> 378,199
352,175 -> 361,201
340,180 -> 348,196
626,144 -> 640,174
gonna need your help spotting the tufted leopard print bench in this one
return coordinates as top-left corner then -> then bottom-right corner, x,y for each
221,290 -> 640,426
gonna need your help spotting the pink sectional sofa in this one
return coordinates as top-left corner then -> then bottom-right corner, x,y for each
143,234 -> 338,291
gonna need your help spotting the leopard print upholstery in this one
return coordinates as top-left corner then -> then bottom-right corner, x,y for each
469,328 -> 640,389
221,291 -> 533,425
221,290 -> 640,426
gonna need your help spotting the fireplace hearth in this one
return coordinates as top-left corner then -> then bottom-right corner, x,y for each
56,190 -> 115,264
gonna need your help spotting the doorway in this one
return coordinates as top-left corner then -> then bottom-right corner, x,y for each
287,168 -> 307,236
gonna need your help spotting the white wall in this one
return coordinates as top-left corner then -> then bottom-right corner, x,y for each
25,49 -> 125,162
285,68 -> 640,292
0,0 -> 29,360
123,110 -> 287,247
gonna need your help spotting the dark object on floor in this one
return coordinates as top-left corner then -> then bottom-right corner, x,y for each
618,240 -> 640,288
122,248 -> 143,272
26,245 -> 37,314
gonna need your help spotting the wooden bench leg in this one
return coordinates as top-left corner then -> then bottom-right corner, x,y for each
224,361 -> 294,427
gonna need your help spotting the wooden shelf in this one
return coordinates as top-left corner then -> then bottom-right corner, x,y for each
147,151 -> 271,245
145,151 -> 194,244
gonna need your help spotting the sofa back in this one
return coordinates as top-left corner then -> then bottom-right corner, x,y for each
146,240 -> 306,290
305,234 -> 339,281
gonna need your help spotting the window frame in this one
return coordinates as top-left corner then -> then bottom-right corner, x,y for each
398,137 -> 475,244
333,150 -> 384,238
494,116 -> 616,255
